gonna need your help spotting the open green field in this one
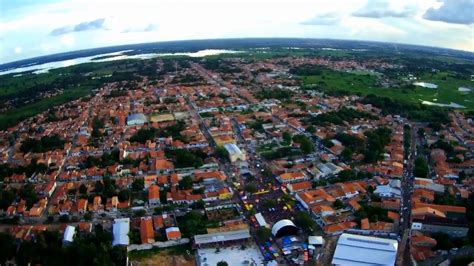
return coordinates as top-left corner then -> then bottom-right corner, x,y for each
301,69 -> 474,110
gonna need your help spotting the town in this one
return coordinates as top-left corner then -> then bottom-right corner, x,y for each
0,45 -> 473,266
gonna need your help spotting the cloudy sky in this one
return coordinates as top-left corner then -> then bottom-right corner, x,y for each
0,0 -> 473,63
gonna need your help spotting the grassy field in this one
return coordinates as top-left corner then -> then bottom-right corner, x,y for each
301,69 -> 474,110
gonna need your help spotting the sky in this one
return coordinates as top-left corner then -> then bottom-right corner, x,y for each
0,0 -> 473,63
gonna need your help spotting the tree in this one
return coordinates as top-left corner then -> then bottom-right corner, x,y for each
333,199 -> 344,209
450,255 -> 474,266
131,178 -> 144,191
432,232 -> 454,250
459,171 -> 466,181
179,176 -> 193,190
160,190 -> 168,204
59,214 -> 70,223
19,184 -> 38,208
295,211 -> 315,232
215,146 -> 229,161
282,131 -> 292,144
256,228 -> 272,241
0,232 -> 15,264
414,157 -> 428,178
341,148 -> 353,161
293,135 -> 313,154
84,212 -> 93,221
306,125 -> 316,134
217,261 -> 229,266
94,180 -> 104,193
244,183 -> 257,194
166,149 -> 205,168
417,128 -> 425,138
118,189 -> 130,202
79,184 -> 88,194
178,211 -> 207,237
262,199 -> 277,209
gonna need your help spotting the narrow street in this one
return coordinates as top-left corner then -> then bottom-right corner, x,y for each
397,123 -> 416,266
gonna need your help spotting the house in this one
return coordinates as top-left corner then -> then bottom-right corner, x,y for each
140,217 -> 155,244
311,205 -> 335,217
412,216 -> 469,237
373,185 -> 401,198
296,189 -> 336,209
148,184 -> 160,206
287,181 -> 312,193
77,199 -> 88,214
277,172 -> 308,184
165,227 -> 182,240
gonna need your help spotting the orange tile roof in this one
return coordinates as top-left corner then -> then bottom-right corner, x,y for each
414,202 -> 466,214
279,172 -> 306,180
148,184 -> 160,200
155,159 -> 174,170
153,216 -> 164,229
195,171 -> 226,181
140,218 -> 154,244
412,207 -> 446,218
324,221 -> 357,233
288,181 -> 312,192
361,218 -> 370,230
387,211 -> 400,221
412,235 -> 437,247
166,229 -> 181,240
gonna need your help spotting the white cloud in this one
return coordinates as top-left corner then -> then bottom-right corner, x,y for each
14,47 -> 22,54
0,0 -> 473,63
423,0 -> 474,25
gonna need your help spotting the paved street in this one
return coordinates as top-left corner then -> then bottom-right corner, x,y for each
397,123 -> 416,266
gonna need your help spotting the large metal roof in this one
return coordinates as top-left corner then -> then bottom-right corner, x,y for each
331,233 -> 398,265
194,229 -> 250,245
112,218 -> 130,246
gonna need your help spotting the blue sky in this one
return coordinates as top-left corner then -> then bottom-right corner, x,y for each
0,0 -> 473,63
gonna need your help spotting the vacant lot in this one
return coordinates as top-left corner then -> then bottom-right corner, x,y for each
129,245 -> 195,266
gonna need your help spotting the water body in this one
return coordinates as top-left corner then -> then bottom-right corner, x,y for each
413,82 -> 438,89
0,49 -> 242,76
421,100 -> 465,108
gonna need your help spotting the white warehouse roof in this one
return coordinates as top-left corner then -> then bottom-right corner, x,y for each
112,218 -> 130,246
332,233 -> 398,266
224,143 -> 243,155
63,225 -> 76,243
194,229 -> 250,245
255,212 -> 268,227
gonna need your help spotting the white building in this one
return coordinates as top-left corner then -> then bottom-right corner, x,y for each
224,143 -> 246,162
126,113 -> 147,126
374,185 -> 401,198
332,233 -> 398,265
112,218 -> 130,246
63,225 -> 76,244
255,212 -> 268,228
